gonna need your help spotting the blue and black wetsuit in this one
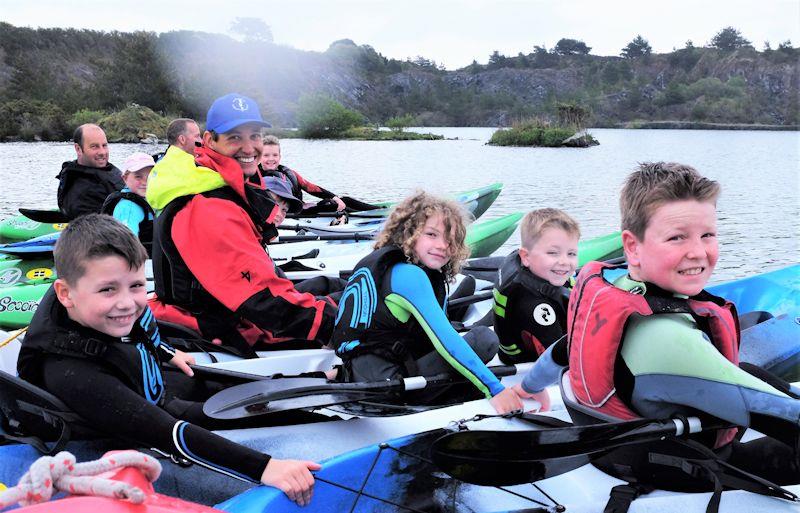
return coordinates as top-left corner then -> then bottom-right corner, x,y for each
17,288 -> 318,483
332,245 -> 503,399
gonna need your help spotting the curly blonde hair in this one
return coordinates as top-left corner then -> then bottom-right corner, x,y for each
374,190 -> 470,281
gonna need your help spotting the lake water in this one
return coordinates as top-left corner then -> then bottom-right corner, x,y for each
0,128 -> 797,281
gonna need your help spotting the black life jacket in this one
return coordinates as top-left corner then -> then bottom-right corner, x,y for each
151,185 -> 279,357
492,250 -> 569,362
332,245 -> 448,375
262,165 -> 301,200
101,190 -> 156,256
56,161 -> 124,219
17,287 -> 166,405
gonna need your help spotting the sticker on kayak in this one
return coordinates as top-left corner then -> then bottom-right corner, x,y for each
26,268 -> 54,281
8,218 -> 40,230
52,223 -> 68,231
0,296 -> 39,313
0,268 -> 22,287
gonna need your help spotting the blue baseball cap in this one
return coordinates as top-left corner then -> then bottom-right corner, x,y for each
206,93 -> 272,134
263,176 -> 304,214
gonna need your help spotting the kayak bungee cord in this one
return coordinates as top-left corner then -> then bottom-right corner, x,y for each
307,411 -> 564,513
0,326 -> 27,349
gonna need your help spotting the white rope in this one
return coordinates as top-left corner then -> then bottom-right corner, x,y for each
0,450 -> 161,510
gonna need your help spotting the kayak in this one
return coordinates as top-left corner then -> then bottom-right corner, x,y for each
0,451 -> 224,512
0,214 -> 523,328
285,182 -> 504,224
215,413 -> 800,513
0,215 -> 66,244
0,183 -> 504,245
0,362 -> 540,508
462,230 -> 623,282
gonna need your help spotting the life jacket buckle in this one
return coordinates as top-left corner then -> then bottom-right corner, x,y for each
82,338 -> 106,357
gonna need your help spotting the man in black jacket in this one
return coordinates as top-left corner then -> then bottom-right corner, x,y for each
57,123 -> 124,219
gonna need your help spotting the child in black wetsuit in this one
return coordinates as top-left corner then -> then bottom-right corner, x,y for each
17,214 -> 320,506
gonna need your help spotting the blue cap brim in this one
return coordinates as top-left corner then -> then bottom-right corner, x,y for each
214,119 -> 272,134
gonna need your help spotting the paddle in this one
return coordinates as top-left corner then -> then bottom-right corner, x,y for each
273,232 -> 377,244
203,362 -> 532,420
18,208 -> 70,224
431,416 -> 727,486
430,416 -> 800,504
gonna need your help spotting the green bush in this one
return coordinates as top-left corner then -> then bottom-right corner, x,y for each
297,94 -> 364,138
385,114 -> 415,132
489,122 -> 583,147
98,103 -> 170,142
68,108 -> 106,129
0,99 -> 68,141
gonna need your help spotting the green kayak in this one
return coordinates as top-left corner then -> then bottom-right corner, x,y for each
0,215 -> 67,244
465,212 -> 523,258
0,183 -> 504,244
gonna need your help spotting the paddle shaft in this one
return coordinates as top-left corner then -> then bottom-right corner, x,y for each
273,232 -> 376,243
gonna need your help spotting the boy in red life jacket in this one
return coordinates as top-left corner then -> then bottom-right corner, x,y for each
516,162 -> 799,486
493,208 -> 579,365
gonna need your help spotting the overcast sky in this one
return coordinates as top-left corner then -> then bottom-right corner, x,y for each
2,0 -> 798,69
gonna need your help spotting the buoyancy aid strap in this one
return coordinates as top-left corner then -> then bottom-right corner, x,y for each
603,483 -> 654,513
52,332 -> 108,358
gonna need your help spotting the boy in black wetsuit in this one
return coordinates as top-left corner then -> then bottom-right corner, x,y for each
493,208 -> 579,365
17,214 -> 320,506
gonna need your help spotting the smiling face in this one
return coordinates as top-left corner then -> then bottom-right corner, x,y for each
204,123 -> 264,177
412,213 -> 451,271
519,227 -> 579,286
54,255 -> 147,337
123,167 -> 152,197
75,125 -> 109,168
623,199 -> 719,296
261,144 -> 281,171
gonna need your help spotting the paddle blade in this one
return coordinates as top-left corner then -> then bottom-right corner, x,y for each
430,429 -> 590,486
203,378 -> 389,419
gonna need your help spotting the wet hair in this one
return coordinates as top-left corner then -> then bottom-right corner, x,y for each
166,118 -> 197,146
620,162 -> 721,240
374,190 -> 470,281
262,134 -> 281,146
520,208 -> 581,249
54,214 -> 148,286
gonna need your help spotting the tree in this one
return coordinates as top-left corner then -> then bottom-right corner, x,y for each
621,35 -> 652,59
710,27 -> 750,51
386,114 -> 415,132
487,50 -> 508,69
296,94 -> 363,138
531,45 -> 558,68
229,17 -> 273,44
554,38 -> 591,56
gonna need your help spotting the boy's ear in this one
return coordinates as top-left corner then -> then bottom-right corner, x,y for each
518,247 -> 530,267
621,230 -> 641,267
53,278 -> 75,309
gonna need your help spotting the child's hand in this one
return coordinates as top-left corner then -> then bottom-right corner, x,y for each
332,196 -> 347,212
489,387 -> 524,414
261,458 -> 322,507
511,384 -> 551,412
170,350 -> 196,377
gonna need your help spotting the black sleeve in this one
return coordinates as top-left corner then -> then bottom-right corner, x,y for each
61,175 -> 113,218
41,357 -> 270,483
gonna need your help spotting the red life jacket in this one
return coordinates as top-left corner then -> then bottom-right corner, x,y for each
567,261 -> 740,446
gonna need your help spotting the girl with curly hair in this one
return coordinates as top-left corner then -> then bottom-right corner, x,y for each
331,191 -> 522,413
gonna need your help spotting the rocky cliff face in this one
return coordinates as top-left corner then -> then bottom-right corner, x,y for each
1,23 -> 796,127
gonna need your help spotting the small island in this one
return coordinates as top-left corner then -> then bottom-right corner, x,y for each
488,104 -> 599,148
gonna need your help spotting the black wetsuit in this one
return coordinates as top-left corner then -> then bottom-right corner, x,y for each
17,288 -> 319,482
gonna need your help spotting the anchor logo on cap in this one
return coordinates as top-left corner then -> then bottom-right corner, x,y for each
232,97 -> 249,112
